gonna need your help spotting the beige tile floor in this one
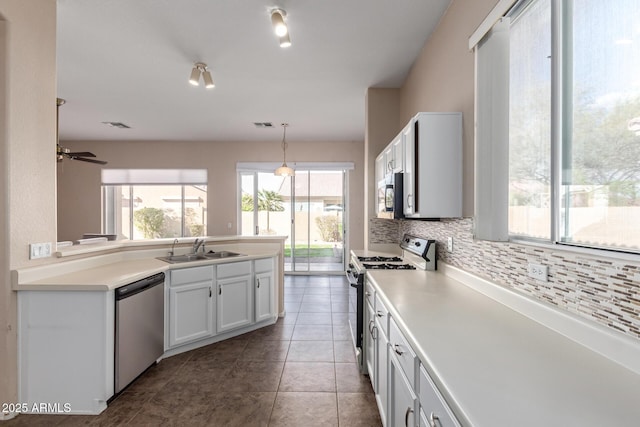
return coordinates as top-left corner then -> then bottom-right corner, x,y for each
5,275 -> 382,426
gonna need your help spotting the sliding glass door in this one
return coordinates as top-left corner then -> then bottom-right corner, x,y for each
289,170 -> 345,272
239,167 -> 346,273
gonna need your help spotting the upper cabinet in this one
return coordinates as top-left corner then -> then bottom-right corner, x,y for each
403,112 -> 462,218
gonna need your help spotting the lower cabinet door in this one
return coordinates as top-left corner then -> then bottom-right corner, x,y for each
255,271 -> 274,323
169,281 -> 214,347
376,319 -> 389,426
390,352 -> 418,427
217,274 -> 253,333
365,300 -> 376,390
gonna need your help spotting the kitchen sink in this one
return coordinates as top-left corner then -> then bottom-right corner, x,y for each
157,254 -> 209,263
204,250 -> 245,259
157,251 -> 245,263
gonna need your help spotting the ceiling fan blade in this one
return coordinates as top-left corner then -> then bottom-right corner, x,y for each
71,156 -> 108,165
66,151 -> 96,157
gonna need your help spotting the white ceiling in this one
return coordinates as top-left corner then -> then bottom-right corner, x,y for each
56,0 -> 451,142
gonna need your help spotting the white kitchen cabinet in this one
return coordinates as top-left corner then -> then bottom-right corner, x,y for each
18,290 -> 115,414
392,132 -> 405,173
390,351 -> 419,427
375,153 -> 386,185
365,297 -> 376,388
216,261 -> 253,333
403,112 -> 462,218
168,266 -> 215,348
254,257 -> 275,323
419,364 -> 459,427
375,295 -> 390,426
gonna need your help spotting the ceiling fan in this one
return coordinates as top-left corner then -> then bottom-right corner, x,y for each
56,98 -> 108,165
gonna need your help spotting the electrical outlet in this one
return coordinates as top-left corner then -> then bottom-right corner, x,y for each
29,242 -> 52,259
447,237 -> 454,252
528,263 -> 548,282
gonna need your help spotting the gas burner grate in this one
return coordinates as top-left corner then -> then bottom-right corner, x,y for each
362,263 -> 416,270
358,256 -> 403,262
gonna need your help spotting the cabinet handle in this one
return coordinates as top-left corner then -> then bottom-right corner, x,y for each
218,285 -> 222,295
406,194 -> 413,208
376,310 -> 384,318
365,291 -> 372,297
429,412 -> 441,427
404,407 -> 414,427
372,325 -> 378,340
257,278 -> 261,288
209,286 -> 212,298
394,344 -> 404,355
368,319 -> 375,336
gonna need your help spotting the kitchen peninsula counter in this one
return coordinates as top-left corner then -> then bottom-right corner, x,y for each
367,264 -> 640,427
12,236 -> 286,291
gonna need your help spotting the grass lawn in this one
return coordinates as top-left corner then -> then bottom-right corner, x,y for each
284,243 -> 341,258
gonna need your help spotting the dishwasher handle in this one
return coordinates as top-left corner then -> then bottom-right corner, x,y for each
116,272 -> 165,300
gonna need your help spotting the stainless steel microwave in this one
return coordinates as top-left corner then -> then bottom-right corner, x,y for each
377,172 -> 404,219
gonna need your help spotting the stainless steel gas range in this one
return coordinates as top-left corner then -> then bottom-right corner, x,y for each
346,234 -> 436,373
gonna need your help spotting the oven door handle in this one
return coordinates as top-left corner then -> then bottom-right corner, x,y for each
346,270 -> 361,287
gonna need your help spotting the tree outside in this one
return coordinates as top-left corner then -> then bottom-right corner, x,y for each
133,207 -> 166,239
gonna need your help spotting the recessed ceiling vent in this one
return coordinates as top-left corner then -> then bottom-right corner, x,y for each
253,122 -> 274,128
102,121 -> 131,129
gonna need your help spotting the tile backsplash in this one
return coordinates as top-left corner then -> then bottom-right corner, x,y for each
369,218 -> 640,340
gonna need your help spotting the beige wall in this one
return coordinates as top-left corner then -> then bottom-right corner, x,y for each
0,0 -> 57,412
364,88 -> 400,247
398,0 -> 499,217
57,139 -> 365,249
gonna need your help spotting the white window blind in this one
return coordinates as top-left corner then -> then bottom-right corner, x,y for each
101,169 -> 207,185
473,18 -> 511,241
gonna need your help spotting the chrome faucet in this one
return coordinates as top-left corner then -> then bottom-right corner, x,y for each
192,238 -> 205,254
169,238 -> 179,256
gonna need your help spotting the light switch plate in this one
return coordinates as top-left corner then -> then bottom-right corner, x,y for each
447,237 -> 454,252
29,242 -> 52,259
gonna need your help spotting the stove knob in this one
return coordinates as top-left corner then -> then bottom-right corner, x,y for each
415,242 -> 421,247
405,238 -> 410,242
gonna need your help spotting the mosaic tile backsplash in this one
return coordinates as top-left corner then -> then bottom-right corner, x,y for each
369,218 -> 640,340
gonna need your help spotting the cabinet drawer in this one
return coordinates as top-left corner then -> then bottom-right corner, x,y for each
170,265 -> 214,286
254,257 -> 273,274
365,280 -> 375,309
217,261 -> 251,279
374,293 -> 389,338
389,317 -> 417,389
419,364 -> 459,426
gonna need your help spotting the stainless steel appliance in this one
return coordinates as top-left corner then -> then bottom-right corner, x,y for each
115,272 -> 165,394
346,234 -> 436,373
376,172 -> 404,219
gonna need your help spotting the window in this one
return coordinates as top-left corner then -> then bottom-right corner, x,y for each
102,169 -> 207,239
474,0 -> 640,253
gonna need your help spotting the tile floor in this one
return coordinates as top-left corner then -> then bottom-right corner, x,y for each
5,275 -> 382,426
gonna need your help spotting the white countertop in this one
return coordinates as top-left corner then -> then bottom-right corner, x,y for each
13,244 -> 281,291
367,268 -> 640,427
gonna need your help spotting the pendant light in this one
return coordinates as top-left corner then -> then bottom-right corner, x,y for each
275,123 -> 294,176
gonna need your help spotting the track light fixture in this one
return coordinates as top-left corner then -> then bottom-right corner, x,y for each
271,9 -> 291,48
275,123 -> 294,177
189,62 -> 215,89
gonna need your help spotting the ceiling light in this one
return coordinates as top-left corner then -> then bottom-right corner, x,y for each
271,9 -> 288,37
275,123 -> 294,177
189,62 -> 214,89
202,70 -> 215,89
189,66 -> 201,86
279,33 -> 292,48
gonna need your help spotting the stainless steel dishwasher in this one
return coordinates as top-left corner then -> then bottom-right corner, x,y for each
115,272 -> 165,393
